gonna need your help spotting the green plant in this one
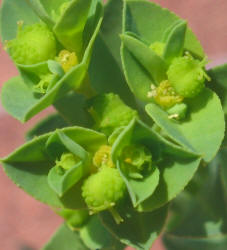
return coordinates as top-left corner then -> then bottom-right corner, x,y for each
0,0 -> 227,249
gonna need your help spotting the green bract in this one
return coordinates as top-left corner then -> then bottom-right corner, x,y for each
0,0 -> 103,122
0,0 -> 226,249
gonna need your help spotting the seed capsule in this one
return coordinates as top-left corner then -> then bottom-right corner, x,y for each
82,168 -> 126,213
8,23 -> 57,65
167,54 -> 210,98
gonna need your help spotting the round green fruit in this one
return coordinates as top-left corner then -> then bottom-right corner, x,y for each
82,168 -> 126,213
8,23 -> 57,65
167,54 -> 210,98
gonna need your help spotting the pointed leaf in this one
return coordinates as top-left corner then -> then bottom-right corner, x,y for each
48,161 -> 85,196
42,224 -> 89,250
26,0 -> 54,28
164,234 -> 227,250
26,113 -> 68,141
138,156 -> 201,212
54,92 -> 93,126
145,88 -> 225,162
100,205 -> 168,250
1,127 -> 106,208
80,215 -> 125,249
101,0 -> 124,66
1,0 -> 103,122
121,0 -> 205,102
121,34 -> 167,84
116,160 -> 160,207
112,119 -> 198,208
122,0 -> 204,57
208,63 -> 227,113
163,158 -> 227,250
163,21 -> 187,64
89,35 -> 136,107
54,0 -> 92,58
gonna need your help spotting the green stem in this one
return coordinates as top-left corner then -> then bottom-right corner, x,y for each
109,207 -> 124,224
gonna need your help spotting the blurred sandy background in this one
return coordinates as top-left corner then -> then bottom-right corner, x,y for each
0,0 -> 227,249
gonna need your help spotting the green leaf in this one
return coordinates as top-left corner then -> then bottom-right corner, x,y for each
121,34 -> 167,85
164,234 -> 227,250
121,0 -> 205,102
163,157 -> 227,250
46,131 -> 91,196
111,119 -> 159,206
1,62 -> 85,122
138,156 -> 201,212
89,0 -> 137,107
100,205 -> 168,250
208,63 -> 227,114
54,92 -> 93,126
1,0 -> 103,122
112,119 -> 199,209
83,0 -> 103,49
46,131 -> 92,196
80,215 -> 125,249
1,127 -> 106,209
163,21 -> 187,64
116,160 -> 160,208
54,0 -> 92,58
122,0 -> 204,58
89,35 -> 136,107
220,149 -> 227,196
26,0 -> 54,28
48,161 -> 85,196
56,209 -> 89,229
42,223 -> 89,250
46,130 -> 90,161
145,88 -> 225,162
26,114 -> 68,141
101,0 -> 124,66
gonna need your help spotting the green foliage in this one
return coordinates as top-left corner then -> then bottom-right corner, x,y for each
163,156 -> 227,250
1,127 -> 106,208
89,93 -> 138,135
100,204 -> 168,250
1,0 -> 227,249
80,215 -> 125,249
1,0 -> 103,122
145,88 -> 225,162
42,224 -> 89,250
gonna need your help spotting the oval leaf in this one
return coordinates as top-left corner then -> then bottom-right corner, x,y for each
0,0 -> 103,122
43,224 -> 89,250
121,34 -> 167,85
121,0 -> 205,102
100,205 -> 168,250
145,88 -> 225,162
163,20 -> 187,64
1,127 -> 106,209
112,119 -> 198,208
80,215 -> 125,249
